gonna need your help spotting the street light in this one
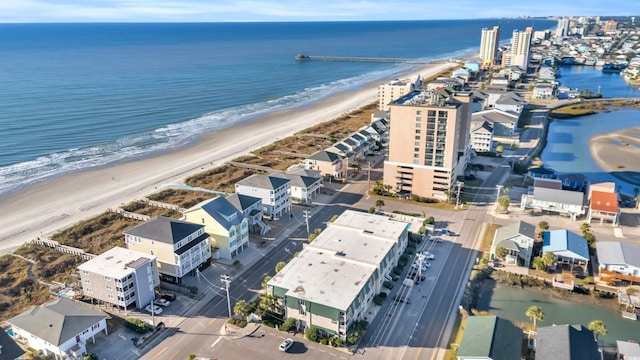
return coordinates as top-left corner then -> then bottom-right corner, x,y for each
221,274 -> 232,319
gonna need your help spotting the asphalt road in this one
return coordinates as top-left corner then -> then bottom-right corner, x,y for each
140,149 -> 514,360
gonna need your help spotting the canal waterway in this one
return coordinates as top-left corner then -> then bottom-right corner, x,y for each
540,65 -> 640,195
477,286 -> 640,347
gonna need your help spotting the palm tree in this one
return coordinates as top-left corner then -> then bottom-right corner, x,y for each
634,187 -> 640,208
275,261 -> 287,273
503,182 -> 513,194
498,195 -> 511,213
233,300 -> 252,319
580,222 -> 591,236
538,221 -> 549,230
588,320 -> 607,342
375,199 -> 385,211
526,305 -> 544,331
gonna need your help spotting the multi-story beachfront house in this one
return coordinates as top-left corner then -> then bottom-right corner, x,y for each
78,246 -> 159,310
382,89 -> 472,200
596,241 -> 640,284
470,120 -> 494,153
226,193 -> 270,235
470,109 -> 519,137
7,298 -> 108,360
235,174 -> 291,218
183,197 -> 249,260
124,216 -> 211,284
520,178 -> 586,221
270,171 -> 322,204
304,150 -> 348,180
489,220 -> 536,267
267,210 -> 410,339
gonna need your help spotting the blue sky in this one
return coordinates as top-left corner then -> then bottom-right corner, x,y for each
1,1 -> 639,23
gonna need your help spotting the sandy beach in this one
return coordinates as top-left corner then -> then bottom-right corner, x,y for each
589,126 -> 640,186
0,62 -> 458,255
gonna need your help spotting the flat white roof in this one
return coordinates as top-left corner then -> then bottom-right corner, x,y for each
310,226 -> 395,266
272,248 -> 375,311
269,210 -> 410,311
78,246 -> 155,279
332,210 -> 410,240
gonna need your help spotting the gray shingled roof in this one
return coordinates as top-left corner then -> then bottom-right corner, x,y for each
457,315 -> 523,360
271,172 -> 320,189
472,120 -> 493,133
235,174 -> 289,190
472,109 -> 519,125
190,196 -> 245,231
8,298 -> 106,346
494,220 -> 536,243
124,216 -> 204,244
286,167 -> 321,178
307,150 -> 343,163
226,193 -> 261,213
535,324 -> 599,360
533,187 -> 584,206
596,241 -> 640,268
0,329 -> 25,360
496,93 -> 525,106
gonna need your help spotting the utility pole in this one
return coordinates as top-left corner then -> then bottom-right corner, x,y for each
495,184 -> 504,219
367,160 -> 371,189
455,181 -> 463,208
303,209 -> 310,237
221,274 -> 232,319
416,253 -> 425,292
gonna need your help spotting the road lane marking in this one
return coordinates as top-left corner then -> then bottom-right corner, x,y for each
211,336 -> 223,348
150,346 -> 167,360
169,351 -> 179,360
208,318 -> 216,326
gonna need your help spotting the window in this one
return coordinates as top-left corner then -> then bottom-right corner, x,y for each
414,154 -> 419,158
298,300 -> 306,315
416,116 -> 422,121
415,122 -> 421,128
415,129 -> 421,134
84,279 -> 91,284
415,136 -> 420,140
416,110 -> 422,115
414,148 -> 419,152
414,141 -> 420,146
104,276 -> 111,281
106,285 -> 112,290
82,270 -> 89,275
150,250 -> 154,256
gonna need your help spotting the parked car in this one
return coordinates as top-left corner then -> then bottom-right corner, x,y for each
279,338 -> 294,352
407,271 -> 425,282
394,295 -> 411,304
160,292 -> 176,301
154,298 -> 171,307
145,304 -> 163,315
420,251 -> 435,260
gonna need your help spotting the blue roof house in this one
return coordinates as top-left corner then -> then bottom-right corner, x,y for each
543,230 -> 590,273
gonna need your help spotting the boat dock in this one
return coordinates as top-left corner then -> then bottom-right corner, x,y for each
295,53 -> 446,64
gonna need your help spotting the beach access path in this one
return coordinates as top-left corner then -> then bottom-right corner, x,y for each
0,62 -> 458,255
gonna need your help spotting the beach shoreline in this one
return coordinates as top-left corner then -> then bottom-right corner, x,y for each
588,125 -> 640,186
0,62 -> 458,255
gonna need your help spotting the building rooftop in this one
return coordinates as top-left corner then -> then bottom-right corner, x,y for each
124,216 -> 203,245
226,193 -> 261,212
235,174 -> 290,190
271,172 -> 320,188
590,190 -> 618,213
494,220 -> 536,242
332,210 -> 410,240
186,196 -> 245,231
535,324 -> 599,360
310,226 -> 396,268
307,150 -> 343,163
393,90 -> 458,107
78,246 -> 155,279
457,315 -> 523,360
0,328 -> 25,360
8,297 -> 106,347
472,109 -> 519,125
596,241 -> 640,268
271,248 -> 375,311
617,340 -> 640,358
543,230 -> 590,261
533,187 -> 584,206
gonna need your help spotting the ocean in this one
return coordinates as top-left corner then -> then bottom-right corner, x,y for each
0,19 -> 554,195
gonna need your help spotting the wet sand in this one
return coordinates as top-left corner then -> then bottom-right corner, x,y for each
589,126 -> 640,186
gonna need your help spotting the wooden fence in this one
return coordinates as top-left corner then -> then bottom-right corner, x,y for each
140,198 -> 186,212
228,162 -> 273,173
109,208 -> 150,222
30,238 -> 95,261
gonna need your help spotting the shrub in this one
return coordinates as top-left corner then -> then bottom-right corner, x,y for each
423,217 -> 435,225
125,318 -> 151,334
392,267 -> 403,275
400,254 -> 410,262
368,207 -> 376,214
227,318 -> 247,328
280,317 -> 297,332
383,281 -> 393,289
305,326 -> 320,342
320,338 -> 330,345
330,336 -> 344,347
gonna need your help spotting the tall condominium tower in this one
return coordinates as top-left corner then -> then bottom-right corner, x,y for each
556,18 -> 571,38
479,26 -> 500,68
383,90 -> 471,200
502,27 -> 533,69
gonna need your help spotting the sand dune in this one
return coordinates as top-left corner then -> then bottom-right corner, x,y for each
589,126 -> 640,186
0,62 -> 458,255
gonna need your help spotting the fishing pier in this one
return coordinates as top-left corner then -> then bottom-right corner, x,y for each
295,53 -> 445,64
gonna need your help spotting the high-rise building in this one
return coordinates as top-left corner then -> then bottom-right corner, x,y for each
556,18 -> 571,38
604,19 -> 618,33
377,75 -> 423,111
383,90 -> 471,200
502,27 -> 533,69
479,26 -> 500,68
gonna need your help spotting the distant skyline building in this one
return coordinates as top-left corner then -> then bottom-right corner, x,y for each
604,19 -> 618,33
479,26 -> 500,68
556,18 -> 571,38
377,75 -> 423,111
502,27 -> 533,69
382,90 -> 471,200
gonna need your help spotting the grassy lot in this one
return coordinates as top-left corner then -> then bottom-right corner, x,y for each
480,223 -> 502,256
0,254 -> 51,321
51,212 -> 141,255
551,99 -> 640,118
443,312 -> 466,360
15,244 -> 83,284
121,200 -> 183,218
148,189 -> 218,209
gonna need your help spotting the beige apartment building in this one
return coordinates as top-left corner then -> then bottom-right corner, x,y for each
383,90 -> 471,200
479,25 -> 500,68
377,75 -> 423,111
502,27 -> 532,69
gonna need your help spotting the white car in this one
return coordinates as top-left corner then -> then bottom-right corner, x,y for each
279,338 -> 294,352
420,251 -> 435,260
154,298 -> 171,307
145,304 -> 163,315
